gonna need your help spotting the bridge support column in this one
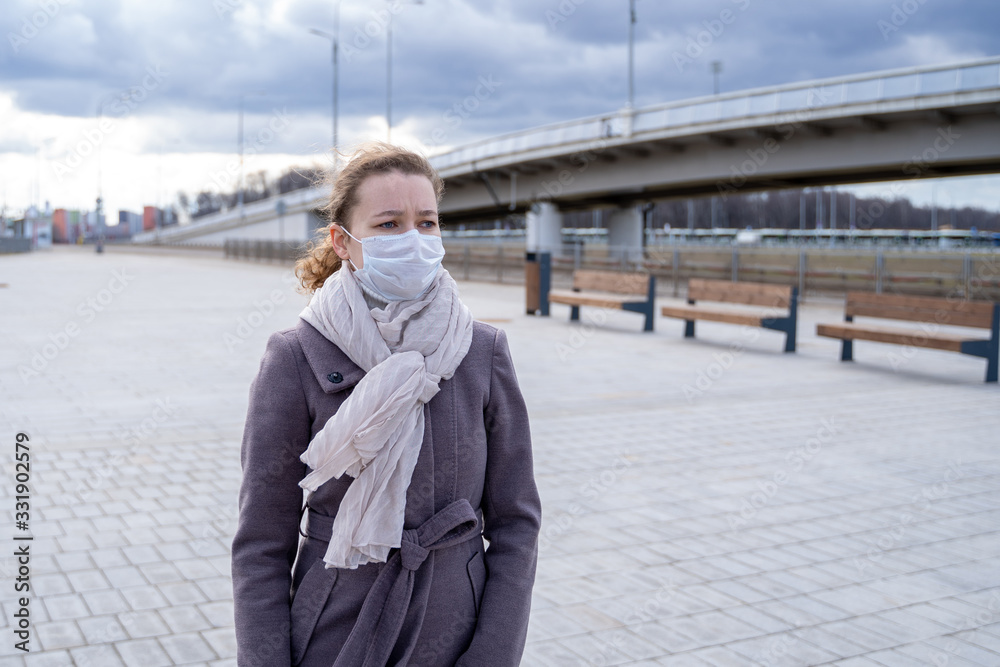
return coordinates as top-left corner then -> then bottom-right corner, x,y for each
526,202 -> 559,318
526,202 -> 562,254
607,206 -> 644,266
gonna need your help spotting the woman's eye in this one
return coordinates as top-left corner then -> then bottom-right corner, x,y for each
378,221 -> 396,229
420,220 -> 438,228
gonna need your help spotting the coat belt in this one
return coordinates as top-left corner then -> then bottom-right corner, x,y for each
306,499 -> 481,667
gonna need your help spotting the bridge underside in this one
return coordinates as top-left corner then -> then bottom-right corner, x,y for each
143,63 -> 1000,248
439,102 -> 1000,223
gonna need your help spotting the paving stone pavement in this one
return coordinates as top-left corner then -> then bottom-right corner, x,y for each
1,245 -> 999,666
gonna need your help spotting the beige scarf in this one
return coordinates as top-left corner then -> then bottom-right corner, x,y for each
298,264 -> 474,569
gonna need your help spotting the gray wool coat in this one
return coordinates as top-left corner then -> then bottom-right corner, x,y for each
231,318 -> 541,666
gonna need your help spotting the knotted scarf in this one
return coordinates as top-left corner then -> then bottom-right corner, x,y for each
297,264 -> 474,570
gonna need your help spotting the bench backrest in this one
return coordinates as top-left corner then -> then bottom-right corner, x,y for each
572,270 -> 650,295
688,279 -> 794,308
845,292 -> 997,329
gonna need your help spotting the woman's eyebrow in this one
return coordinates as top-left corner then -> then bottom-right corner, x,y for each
371,209 -> 438,218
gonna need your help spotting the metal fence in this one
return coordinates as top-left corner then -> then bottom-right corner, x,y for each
441,243 -> 1000,302
220,238 -> 1000,301
223,239 -> 307,263
0,238 -> 32,253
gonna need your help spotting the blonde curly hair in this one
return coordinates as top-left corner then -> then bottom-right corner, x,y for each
295,142 -> 445,293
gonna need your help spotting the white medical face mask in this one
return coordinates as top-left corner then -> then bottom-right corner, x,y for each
341,227 -> 445,302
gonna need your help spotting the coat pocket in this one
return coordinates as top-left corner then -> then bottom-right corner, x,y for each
290,559 -> 338,666
466,550 -> 487,615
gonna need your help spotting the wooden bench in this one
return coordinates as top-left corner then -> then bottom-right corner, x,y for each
660,279 -> 798,352
548,270 -> 656,332
816,292 -> 1000,383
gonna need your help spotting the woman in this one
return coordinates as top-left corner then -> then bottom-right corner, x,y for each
231,142 -> 541,667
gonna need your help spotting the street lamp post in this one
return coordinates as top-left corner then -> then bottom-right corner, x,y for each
309,4 -> 340,167
387,11 -> 393,143
237,91 -> 266,218
627,0 -> 636,110
275,199 -> 287,248
386,0 -> 423,143
711,60 -> 723,95
237,96 -> 244,214
95,91 -> 132,253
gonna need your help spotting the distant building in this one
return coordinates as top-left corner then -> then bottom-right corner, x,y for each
53,209 -> 82,243
119,210 -> 144,237
54,209 -> 88,243
84,210 -> 102,240
143,206 -> 160,231
161,207 -> 178,227
14,205 -> 53,249
53,209 -> 69,242
104,221 -> 132,241
66,210 -> 84,243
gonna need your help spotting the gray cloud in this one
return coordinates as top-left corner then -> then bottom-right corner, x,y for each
1,0 -> 998,155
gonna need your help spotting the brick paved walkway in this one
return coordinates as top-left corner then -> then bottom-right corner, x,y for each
1,245 -> 998,666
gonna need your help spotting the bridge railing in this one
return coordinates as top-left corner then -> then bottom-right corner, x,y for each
430,57 -> 1000,172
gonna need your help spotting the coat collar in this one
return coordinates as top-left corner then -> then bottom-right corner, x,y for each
296,319 -> 365,393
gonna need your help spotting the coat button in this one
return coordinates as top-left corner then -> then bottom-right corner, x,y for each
327,372 -> 343,384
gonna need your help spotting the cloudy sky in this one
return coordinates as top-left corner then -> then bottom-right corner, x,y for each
1,0 -> 999,221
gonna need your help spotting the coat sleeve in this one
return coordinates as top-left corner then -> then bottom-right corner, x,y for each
457,327 -> 542,666
231,331 -> 311,667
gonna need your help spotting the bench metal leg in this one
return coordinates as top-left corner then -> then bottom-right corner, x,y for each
683,294 -> 695,337
960,307 -> 998,382
785,288 -> 798,353
988,305 -> 999,383
620,276 -> 656,332
644,276 -> 656,332
761,315 -> 797,353
640,305 -> 654,332
841,312 -> 854,361
540,252 -> 551,317
621,302 -> 656,332
784,331 -> 796,353
570,305 -> 580,322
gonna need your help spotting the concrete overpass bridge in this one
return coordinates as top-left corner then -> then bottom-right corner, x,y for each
137,56 -> 1000,253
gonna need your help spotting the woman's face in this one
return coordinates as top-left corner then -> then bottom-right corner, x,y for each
331,171 -> 440,269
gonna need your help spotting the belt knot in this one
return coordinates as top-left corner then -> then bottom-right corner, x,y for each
400,530 -> 429,570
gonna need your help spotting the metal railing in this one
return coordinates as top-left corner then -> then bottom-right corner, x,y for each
223,239 -> 307,263
440,243 -> 1000,302
0,238 -> 32,253
220,239 -> 1000,301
